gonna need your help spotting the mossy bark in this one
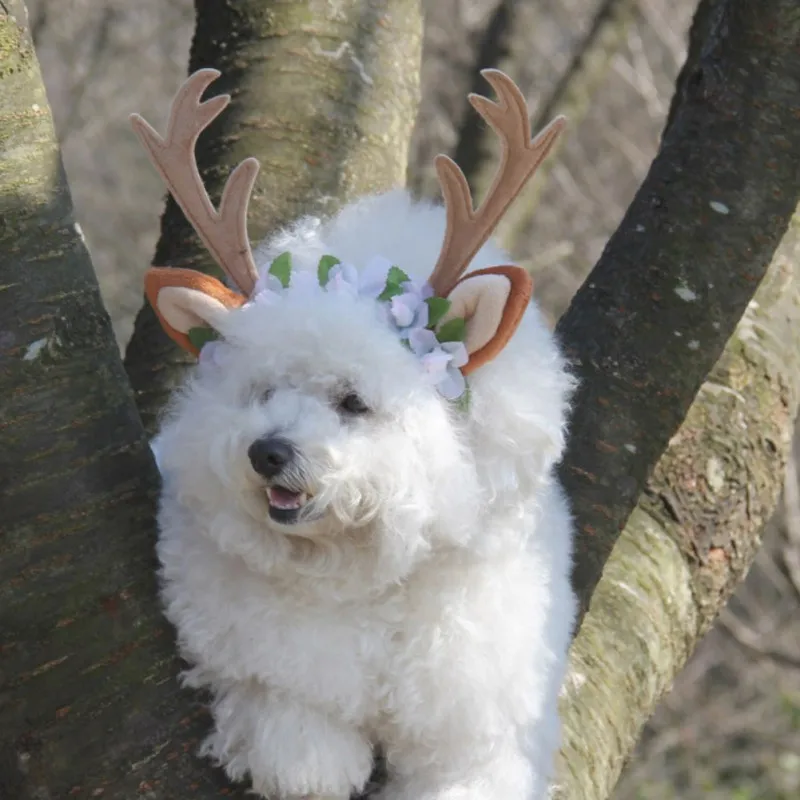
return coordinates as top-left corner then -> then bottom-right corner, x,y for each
555,208 -> 800,799
123,0 -> 423,434
0,2 -> 188,797
556,0 -> 800,621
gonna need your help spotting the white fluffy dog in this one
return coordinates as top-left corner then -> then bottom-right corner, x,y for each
133,68 -> 577,800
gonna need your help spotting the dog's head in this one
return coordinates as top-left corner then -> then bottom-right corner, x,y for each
135,69 -> 566,583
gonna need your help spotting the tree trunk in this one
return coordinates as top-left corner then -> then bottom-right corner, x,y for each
0,2 -> 181,797
555,207 -> 800,799
1,1 -> 420,797
123,0 -> 423,434
556,0 -> 800,621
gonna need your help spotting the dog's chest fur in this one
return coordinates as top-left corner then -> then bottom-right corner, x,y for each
157,514 -> 422,724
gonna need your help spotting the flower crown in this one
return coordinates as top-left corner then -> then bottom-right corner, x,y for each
130,69 -> 565,406
210,252 -> 473,401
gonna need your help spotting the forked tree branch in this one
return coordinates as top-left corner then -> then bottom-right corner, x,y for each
555,204 -> 800,798
556,0 -> 800,621
0,2 -> 166,796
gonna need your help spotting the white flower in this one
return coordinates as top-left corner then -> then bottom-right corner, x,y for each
390,290 -> 429,332
325,262 -> 360,297
408,328 -> 469,400
360,255 -> 396,299
288,269 -> 320,297
251,271 -> 284,299
197,339 -> 228,371
323,256 -> 398,301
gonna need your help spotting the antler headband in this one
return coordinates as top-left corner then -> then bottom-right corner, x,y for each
131,68 -> 564,390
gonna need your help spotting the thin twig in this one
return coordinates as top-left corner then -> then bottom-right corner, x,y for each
718,608 -> 800,671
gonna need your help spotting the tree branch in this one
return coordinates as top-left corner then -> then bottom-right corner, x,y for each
555,0 -> 800,620
555,205 -> 800,798
0,2 -> 182,796
124,0 -> 424,433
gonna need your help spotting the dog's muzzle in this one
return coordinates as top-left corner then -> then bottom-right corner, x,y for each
247,435 -> 313,524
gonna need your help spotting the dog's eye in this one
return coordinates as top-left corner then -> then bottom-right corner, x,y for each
338,392 -> 370,415
251,386 -> 272,404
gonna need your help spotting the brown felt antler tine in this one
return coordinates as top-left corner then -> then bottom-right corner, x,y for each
129,69 -> 259,296
428,69 -> 566,298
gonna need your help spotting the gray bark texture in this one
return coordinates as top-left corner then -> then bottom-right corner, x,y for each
1,0 -> 422,797
556,208 -> 800,799
556,0 -> 800,620
448,0 -> 638,254
0,1 -> 174,797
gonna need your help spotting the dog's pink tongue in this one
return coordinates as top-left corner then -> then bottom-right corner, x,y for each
268,487 -> 303,510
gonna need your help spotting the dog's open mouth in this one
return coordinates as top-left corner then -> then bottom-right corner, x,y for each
266,486 -> 310,525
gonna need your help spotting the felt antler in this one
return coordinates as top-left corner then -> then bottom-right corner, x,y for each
429,70 -> 565,298
430,70 -> 566,375
130,68 -> 259,296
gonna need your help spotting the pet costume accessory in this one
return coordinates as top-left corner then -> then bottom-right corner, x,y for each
130,69 -> 564,399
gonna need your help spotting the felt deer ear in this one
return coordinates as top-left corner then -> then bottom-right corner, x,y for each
145,267 -> 246,356
440,265 -> 532,375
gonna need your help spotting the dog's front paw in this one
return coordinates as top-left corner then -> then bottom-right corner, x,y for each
376,741 -> 540,800
202,685 -> 373,799
245,715 -> 372,800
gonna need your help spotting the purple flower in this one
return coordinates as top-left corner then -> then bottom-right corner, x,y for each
325,262 -> 360,296
389,289 -> 428,333
359,256 -> 396,299
408,328 -> 469,400
197,339 -> 231,378
288,269 -> 321,297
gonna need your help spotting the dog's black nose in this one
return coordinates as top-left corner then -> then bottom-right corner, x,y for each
248,436 -> 295,478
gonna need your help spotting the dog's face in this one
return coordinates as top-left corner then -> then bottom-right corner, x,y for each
158,281 -> 481,578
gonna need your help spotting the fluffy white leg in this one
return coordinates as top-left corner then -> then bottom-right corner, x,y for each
378,737 -> 538,800
199,681 -> 373,800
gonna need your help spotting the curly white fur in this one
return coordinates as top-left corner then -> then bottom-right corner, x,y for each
152,188 -> 577,800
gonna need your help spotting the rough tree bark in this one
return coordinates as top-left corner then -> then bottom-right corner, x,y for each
0,2 -> 174,797
555,208 -> 800,799
2,0 -> 800,798
556,0 -> 800,620
552,0 -> 800,793
123,0 -> 423,434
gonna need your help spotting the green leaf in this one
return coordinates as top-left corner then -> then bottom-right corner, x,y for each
437,317 -> 467,343
317,254 -> 340,286
269,251 -> 292,288
453,385 -> 472,412
386,265 -> 410,285
377,265 -> 411,302
378,283 -> 405,302
425,296 -> 451,328
188,327 -> 219,351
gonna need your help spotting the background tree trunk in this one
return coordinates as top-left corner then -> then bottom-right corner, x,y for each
443,0 -> 638,253
1,1 -> 422,797
123,0 -> 423,434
